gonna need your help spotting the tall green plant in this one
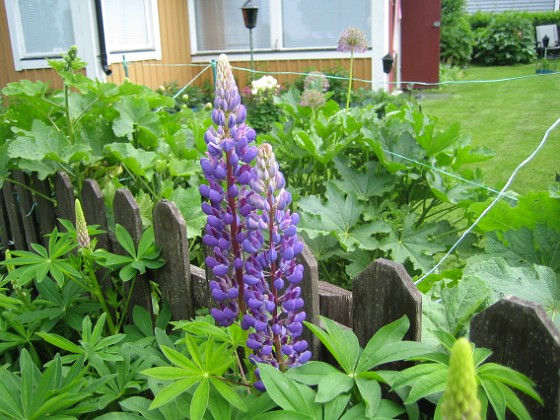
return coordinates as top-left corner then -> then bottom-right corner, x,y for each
441,0 -> 474,66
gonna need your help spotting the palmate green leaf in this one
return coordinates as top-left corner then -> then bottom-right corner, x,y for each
416,120 -> 461,157
105,142 -> 157,177
170,187 -> 206,240
0,370 -> 24,418
358,315 -> 409,371
332,157 -> 398,200
391,363 -> 448,391
315,371 -> 354,403
304,317 -> 360,374
468,192 -> 560,233
160,345 -> 200,371
323,393 -> 351,420
480,377 -> 507,420
299,183 -> 380,252
115,224 -> 137,257
9,120 -> 92,165
380,214 -> 447,273
440,276 -> 491,336
464,257 -> 560,328
285,361 -> 341,386
2,79 -> 49,97
258,363 -> 321,419
113,96 -> 163,147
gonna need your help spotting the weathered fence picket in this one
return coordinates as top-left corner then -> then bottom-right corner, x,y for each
0,172 -> 558,418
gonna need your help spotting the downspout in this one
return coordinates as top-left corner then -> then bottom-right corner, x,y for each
94,0 -> 112,75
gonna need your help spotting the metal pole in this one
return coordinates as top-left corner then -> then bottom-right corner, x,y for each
249,28 -> 254,78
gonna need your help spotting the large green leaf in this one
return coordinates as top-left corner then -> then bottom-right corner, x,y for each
380,214 -> 447,272
170,187 -> 206,239
464,257 -> 560,328
332,157 -> 398,200
113,96 -> 163,148
468,192 -> 560,233
105,142 -> 157,177
315,371 -> 354,403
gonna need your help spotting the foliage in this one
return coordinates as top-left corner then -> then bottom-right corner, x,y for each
441,0 -> 474,66
0,47 -> 209,251
157,80 -> 213,112
291,66 -> 350,106
472,13 -> 536,65
469,10 -> 560,30
391,331 -> 542,419
262,91 -> 492,286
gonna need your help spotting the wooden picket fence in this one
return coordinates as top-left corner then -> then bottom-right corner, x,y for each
1,170 -> 559,418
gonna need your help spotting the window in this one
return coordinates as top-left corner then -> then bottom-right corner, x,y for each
5,0 -> 161,72
190,0 -> 371,56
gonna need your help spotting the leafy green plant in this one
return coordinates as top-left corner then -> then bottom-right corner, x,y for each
261,315 -> 433,418
441,0 -> 474,66
391,330 -> 542,419
472,13 -> 536,65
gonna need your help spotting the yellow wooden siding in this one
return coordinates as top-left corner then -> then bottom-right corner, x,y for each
1,0 -> 372,92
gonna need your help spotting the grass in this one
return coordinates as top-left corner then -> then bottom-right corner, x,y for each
417,64 -> 560,195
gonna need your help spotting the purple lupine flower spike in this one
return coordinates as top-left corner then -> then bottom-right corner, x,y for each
200,55 -> 309,385
200,54 -> 257,326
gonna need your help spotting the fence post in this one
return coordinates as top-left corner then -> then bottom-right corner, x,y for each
299,242 -> 321,360
353,258 -> 422,347
12,171 -> 40,250
54,172 -> 75,226
1,178 -> 26,250
113,189 -> 152,316
152,199 -> 194,321
470,296 -> 560,419
31,174 -> 57,247
81,179 -> 111,251
318,281 -> 352,327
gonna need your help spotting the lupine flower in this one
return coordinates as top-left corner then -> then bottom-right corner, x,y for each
337,27 -> 368,53
299,89 -> 326,109
442,338 -> 481,419
75,199 -> 90,250
200,54 -> 309,386
303,71 -> 330,92
200,54 -> 257,327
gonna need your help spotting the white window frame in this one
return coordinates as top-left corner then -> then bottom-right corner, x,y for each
101,0 -> 162,65
187,0 -> 373,63
4,0 -> 161,73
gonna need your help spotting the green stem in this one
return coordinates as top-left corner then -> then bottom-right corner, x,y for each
64,84 -> 75,145
5,178 -> 56,203
116,274 -> 137,332
345,51 -> 354,112
83,257 -> 117,334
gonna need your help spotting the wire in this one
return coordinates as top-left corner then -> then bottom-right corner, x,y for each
155,64 -> 212,111
415,115 -> 560,284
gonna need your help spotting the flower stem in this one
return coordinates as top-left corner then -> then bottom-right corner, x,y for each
345,51 -> 354,112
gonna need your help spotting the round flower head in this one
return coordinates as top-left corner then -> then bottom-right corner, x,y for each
303,71 -> 330,92
300,90 -> 326,109
337,27 -> 368,53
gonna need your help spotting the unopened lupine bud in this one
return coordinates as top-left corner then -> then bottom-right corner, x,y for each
75,199 -> 90,250
442,338 -> 481,420
4,249 -> 14,273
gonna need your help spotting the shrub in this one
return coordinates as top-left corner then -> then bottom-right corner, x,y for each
472,13 -> 536,65
441,0 -> 474,66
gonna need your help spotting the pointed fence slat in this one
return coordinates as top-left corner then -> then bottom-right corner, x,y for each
113,189 -> 153,316
31,174 -> 57,247
54,172 -> 75,226
353,258 -> 422,346
2,180 -> 26,250
318,281 -> 352,327
12,171 -> 40,249
0,188 -> 11,249
470,296 -> 560,419
190,264 -> 210,310
81,179 -> 111,251
153,200 -> 194,321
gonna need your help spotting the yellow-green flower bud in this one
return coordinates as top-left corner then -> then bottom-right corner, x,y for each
4,249 -> 14,273
442,337 -> 481,420
75,199 -> 90,250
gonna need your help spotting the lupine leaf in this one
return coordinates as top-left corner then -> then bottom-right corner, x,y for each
323,393 -> 351,420
149,377 -> 199,409
404,369 -> 448,404
356,376 -> 381,417
479,377 -> 506,420
315,371 -> 354,403
477,363 -> 542,403
190,378 -> 209,420
285,361 -> 341,385
258,363 -> 320,418
209,377 -> 247,413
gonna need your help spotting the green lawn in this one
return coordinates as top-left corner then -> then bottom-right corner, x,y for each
418,64 -> 559,194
